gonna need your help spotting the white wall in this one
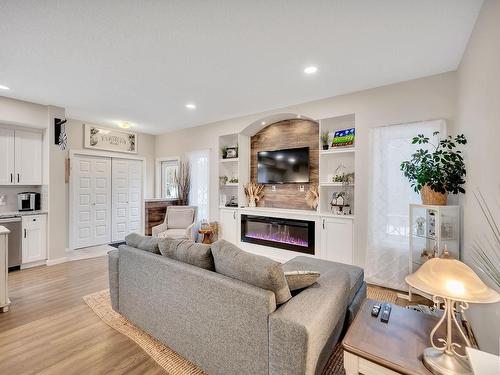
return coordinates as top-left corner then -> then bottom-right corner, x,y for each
156,72 -> 457,268
47,105 -> 67,261
456,0 -> 500,355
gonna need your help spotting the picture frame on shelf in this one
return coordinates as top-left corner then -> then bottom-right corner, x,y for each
331,128 -> 355,148
225,146 -> 238,158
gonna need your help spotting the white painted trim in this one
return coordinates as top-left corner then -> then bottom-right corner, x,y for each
20,259 -> 48,269
0,123 -> 45,133
46,257 -> 67,266
155,156 -> 180,198
69,149 -> 145,161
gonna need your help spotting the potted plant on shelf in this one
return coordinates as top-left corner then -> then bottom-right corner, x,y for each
400,132 -> 467,205
321,131 -> 330,150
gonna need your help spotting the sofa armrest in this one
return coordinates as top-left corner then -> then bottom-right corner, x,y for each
185,222 -> 196,241
269,270 -> 350,375
152,222 -> 168,237
108,249 -> 119,311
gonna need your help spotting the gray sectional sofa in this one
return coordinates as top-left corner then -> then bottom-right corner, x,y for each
108,237 -> 366,375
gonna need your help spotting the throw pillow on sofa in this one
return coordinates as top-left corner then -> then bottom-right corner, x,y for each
125,233 -> 161,254
159,239 -> 215,271
284,270 -> 320,291
211,240 -> 292,304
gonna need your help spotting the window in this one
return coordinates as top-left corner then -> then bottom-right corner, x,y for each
188,149 -> 210,222
365,120 -> 446,291
161,159 -> 179,199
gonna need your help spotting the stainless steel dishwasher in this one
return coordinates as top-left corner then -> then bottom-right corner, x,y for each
0,217 -> 22,270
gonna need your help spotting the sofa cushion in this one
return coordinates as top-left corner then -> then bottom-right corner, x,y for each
125,233 -> 161,254
284,270 -> 320,291
283,256 -> 364,304
159,239 -> 214,271
167,208 -> 195,229
211,240 -> 292,304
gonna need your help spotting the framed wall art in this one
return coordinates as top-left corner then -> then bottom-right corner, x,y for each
84,124 -> 137,153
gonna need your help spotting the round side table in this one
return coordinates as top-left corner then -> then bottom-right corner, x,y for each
198,229 -> 213,244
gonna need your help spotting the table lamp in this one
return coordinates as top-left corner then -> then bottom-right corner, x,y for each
405,257 -> 500,375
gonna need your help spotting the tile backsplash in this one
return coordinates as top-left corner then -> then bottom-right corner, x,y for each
0,186 -> 42,212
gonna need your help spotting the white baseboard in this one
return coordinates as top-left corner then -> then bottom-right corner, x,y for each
21,260 -> 48,269
46,257 -> 67,266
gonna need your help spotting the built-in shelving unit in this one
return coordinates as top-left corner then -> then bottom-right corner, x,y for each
218,133 -> 250,208
320,147 -> 355,155
318,114 -> 356,217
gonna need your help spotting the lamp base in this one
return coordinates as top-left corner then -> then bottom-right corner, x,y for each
423,347 -> 472,375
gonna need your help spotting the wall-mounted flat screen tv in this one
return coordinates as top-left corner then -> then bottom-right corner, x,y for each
257,147 -> 310,184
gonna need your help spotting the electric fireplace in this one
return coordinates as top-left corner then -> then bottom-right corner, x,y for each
240,215 -> 315,254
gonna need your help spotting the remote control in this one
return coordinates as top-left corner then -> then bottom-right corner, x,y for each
380,303 -> 392,323
371,304 -> 381,317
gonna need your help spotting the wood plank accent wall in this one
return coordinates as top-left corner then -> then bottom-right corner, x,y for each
144,200 -> 178,235
250,119 -> 319,210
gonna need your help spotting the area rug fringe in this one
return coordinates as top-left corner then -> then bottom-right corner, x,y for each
83,286 -> 397,375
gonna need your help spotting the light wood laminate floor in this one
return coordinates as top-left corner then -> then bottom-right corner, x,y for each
0,256 -> 164,374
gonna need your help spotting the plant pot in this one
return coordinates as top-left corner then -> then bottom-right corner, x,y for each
322,144 -> 329,150
420,185 -> 448,205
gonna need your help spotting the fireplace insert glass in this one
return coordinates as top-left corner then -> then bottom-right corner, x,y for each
240,214 -> 315,254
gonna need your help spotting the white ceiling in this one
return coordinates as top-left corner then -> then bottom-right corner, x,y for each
0,0 -> 482,134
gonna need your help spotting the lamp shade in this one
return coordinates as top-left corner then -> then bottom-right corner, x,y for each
405,258 -> 500,304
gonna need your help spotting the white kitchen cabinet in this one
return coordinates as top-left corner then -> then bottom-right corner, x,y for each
0,128 -> 42,185
219,208 -> 238,245
320,216 -> 353,264
22,215 -> 47,264
0,128 -> 15,185
14,130 -> 43,185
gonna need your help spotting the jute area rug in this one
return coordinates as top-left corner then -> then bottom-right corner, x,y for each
83,287 -> 397,375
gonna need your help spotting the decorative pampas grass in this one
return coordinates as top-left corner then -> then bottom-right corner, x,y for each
244,182 -> 265,207
305,185 -> 319,209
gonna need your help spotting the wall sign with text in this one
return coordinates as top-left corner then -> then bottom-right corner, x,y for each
84,124 -> 137,154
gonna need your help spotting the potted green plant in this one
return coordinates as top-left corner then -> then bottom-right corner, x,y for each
400,132 -> 467,205
320,131 -> 330,150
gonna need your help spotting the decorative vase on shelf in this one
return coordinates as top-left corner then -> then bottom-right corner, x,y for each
420,185 -> 448,206
322,144 -> 329,150
248,197 -> 256,207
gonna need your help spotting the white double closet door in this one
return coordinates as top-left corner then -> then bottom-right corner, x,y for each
72,155 -> 143,249
111,158 -> 142,242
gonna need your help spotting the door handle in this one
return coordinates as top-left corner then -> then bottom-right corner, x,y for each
322,219 -> 325,230
17,173 -> 19,183
10,173 -> 13,183
233,211 -> 236,220
24,228 -> 27,238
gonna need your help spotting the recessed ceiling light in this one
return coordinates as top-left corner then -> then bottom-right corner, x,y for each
118,121 -> 130,129
304,66 -> 318,74
0,84 -> 10,90
185,103 -> 196,110
261,121 -> 266,125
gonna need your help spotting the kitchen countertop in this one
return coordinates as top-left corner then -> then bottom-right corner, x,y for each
0,210 -> 48,219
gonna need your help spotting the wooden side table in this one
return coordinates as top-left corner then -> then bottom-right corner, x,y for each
342,299 -> 467,375
198,229 -> 213,244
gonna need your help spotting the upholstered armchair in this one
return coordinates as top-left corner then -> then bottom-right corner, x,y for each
152,206 -> 198,240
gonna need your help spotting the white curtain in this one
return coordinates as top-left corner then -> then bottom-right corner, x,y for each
188,149 -> 210,222
365,120 -> 446,291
